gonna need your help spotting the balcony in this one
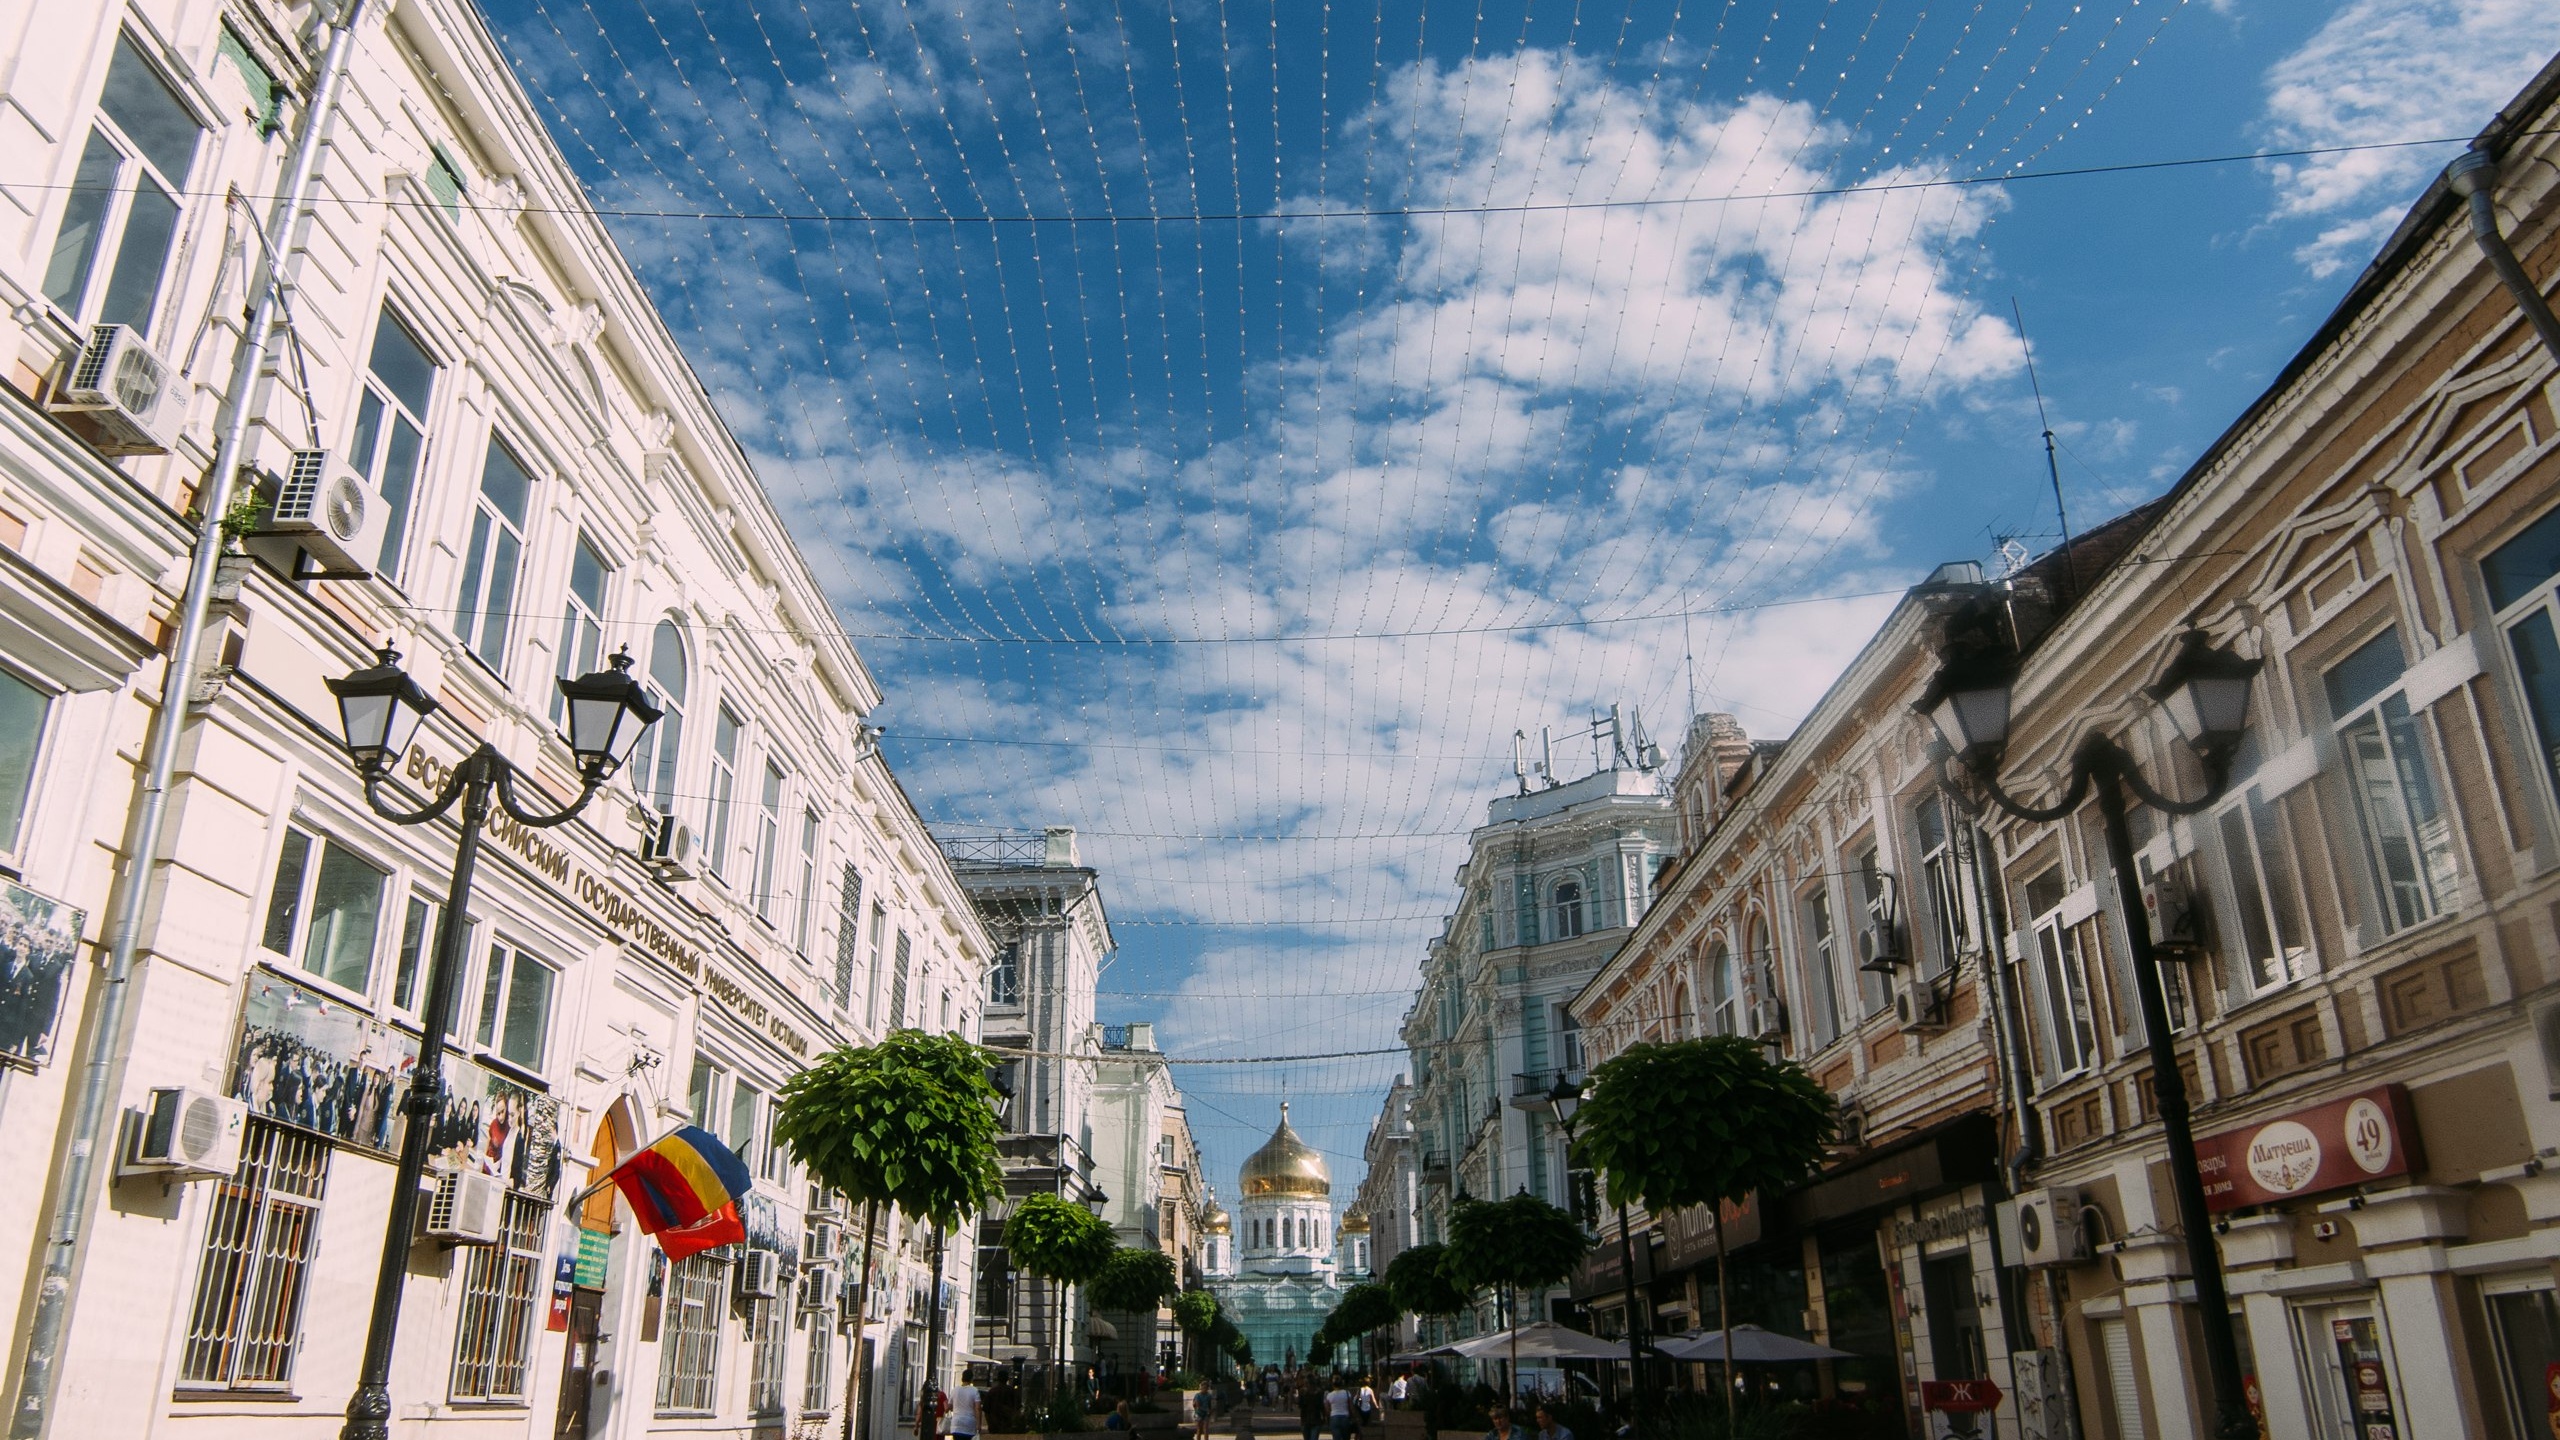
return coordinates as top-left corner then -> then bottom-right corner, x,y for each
1510,1070 -> 1583,1110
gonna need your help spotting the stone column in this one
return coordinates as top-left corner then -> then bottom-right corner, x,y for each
2216,1215 -> 2313,1440
2322,1186 -> 2479,1440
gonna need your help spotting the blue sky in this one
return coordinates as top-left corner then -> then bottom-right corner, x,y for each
481,0 -> 2560,1205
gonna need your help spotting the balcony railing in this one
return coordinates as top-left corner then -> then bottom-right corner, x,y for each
933,830 -> 1052,867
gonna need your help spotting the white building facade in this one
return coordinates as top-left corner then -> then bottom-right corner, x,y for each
0,2 -> 988,1437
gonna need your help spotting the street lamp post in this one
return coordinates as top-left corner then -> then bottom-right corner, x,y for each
1542,1075 -> 1646,1438
1917,627 -> 2260,1440
327,646 -> 659,1440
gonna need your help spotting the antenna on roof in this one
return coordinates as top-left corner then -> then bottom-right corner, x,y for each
1682,587 -> 1699,719
2012,298 -> 2079,602
1512,730 -> 1531,796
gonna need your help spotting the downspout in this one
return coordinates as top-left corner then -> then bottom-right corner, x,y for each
9,4 -> 371,1434
2445,148 -> 2560,366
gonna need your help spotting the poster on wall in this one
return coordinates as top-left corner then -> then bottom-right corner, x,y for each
231,968 -> 561,1198
0,878 -> 86,1069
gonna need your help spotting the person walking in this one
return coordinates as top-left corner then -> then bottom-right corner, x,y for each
1298,1375 -> 1326,1440
948,1370 -> 986,1440
1324,1379 -> 1355,1440
1387,1374 -> 1408,1410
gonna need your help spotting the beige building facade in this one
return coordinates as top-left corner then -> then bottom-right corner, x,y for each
0,1 -> 988,1436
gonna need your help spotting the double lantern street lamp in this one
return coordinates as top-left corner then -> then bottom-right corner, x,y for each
325,646 -> 661,1440
1541,1074 -> 1655,1438
1916,624 -> 2262,1440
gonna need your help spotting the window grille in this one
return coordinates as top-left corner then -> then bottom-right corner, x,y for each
180,1120 -> 330,1389
802,1310 -> 836,1413
834,865 -> 864,1009
890,931 -> 911,1027
656,1252 -> 729,1412
749,1298 -> 787,1415
450,1193 -> 547,1400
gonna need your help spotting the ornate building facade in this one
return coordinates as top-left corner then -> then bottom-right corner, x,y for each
1207,1106 -> 1369,1368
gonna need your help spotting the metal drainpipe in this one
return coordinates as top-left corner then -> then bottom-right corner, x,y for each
8,4 -> 370,1434
2445,148 -> 2560,366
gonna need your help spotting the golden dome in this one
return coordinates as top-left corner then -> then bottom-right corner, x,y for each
1340,1211 -> 1371,1235
1239,1103 -> 1330,1198
1204,1205 -> 1232,1235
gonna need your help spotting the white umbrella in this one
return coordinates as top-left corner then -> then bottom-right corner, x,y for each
1655,1324 -> 1856,1363
1448,1322 -> 1641,1361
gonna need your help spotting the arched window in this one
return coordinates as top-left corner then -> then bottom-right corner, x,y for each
1554,879 -> 1585,939
635,619 -> 687,814
1709,941 -> 1740,1035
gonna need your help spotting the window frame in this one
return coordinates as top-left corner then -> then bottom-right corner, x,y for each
2482,507 -> 2560,833
1912,793 -> 1968,974
2323,628 -> 2461,936
654,1250 -> 729,1414
2207,782 -> 2315,999
987,940 -> 1022,1007
794,808 -> 822,954
832,865 -> 864,1011
177,1119 -> 331,1392
453,434 -> 537,674
448,1191 -> 547,1403
2021,865 -> 2099,1081
1799,884 -> 1842,1049
42,32 -> 206,337
549,533 -> 613,727
259,823 -> 392,1001
706,705 -> 744,881
347,304 -> 439,584
0,663 -> 60,862
472,939 -> 555,1075
753,758 -> 786,923
634,619 -> 690,818
1552,878 -> 1586,940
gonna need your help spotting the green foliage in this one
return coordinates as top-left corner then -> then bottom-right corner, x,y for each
1308,1333 -> 1335,1366
1442,1190 -> 1589,1293
1089,1245 -> 1180,1313
771,1031 -> 1005,1230
1005,1193 -> 1120,1284
1171,1289 -> 1221,1337
1573,1037 -> 1837,1213
1383,1242 -> 1469,1315
1166,1369 -> 1203,1390
1036,1392 -> 1091,1433
1320,1281 -> 1399,1343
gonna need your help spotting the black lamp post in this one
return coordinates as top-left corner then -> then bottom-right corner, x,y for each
1543,1074 -> 1646,1438
330,646 -> 659,1440
1916,627 -> 2260,1440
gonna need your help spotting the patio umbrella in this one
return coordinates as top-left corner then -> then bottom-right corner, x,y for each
1654,1325 -> 1856,1363
1449,1322 -> 1643,1361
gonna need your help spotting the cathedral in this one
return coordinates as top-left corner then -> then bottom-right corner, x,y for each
1204,1104 -> 1372,1369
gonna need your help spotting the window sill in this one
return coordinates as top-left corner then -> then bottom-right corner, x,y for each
172,1388 -> 300,1403
445,1399 -> 533,1410
254,955 -> 376,1015
469,1048 -> 552,1092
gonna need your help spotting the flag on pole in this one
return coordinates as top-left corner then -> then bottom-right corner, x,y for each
607,1124 -> 754,1261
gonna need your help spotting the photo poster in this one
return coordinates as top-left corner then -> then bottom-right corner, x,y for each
231,969 -> 562,1198
742,1190 -> 799,1269
0,877 -> 86,1069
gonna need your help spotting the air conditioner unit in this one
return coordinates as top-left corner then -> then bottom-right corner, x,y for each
2004,1188 -> 2089,1268
642,812 -> 696,879
1748,997 -> 1787,1042
1893,970 -> 1952,1034
800,1263 -> 840,1311
737,1247 -> 782,1299
123,1086 -> 247,1178
247,450 -> 388,578
806,1219 -> 845,1266
2142,871 -> 2205,956
51,324 -> 187,455
424,1167 -> 507,1244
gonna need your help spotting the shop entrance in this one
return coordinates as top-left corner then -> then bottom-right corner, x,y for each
2294,1301 -> 2405,1440
554,1288 -> 603,1438
1920,1253 -> 1987,1381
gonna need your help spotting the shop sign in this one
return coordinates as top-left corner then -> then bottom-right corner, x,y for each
402,746 -> 812,1060
1661,1193 -> 1761,1269
1885,1202 -> 1987,1253
0,878 -> 81,1071
2194,1084 -> 2421,1212
230,969 -> 563,1196
575,1227 -> 613,1288
1919,1379 -> 2002,1413
1569,1232 -> 1656,1300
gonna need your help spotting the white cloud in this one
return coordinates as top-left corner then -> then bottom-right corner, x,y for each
2260,0 -> 2560,275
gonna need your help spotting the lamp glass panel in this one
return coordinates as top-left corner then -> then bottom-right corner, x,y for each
385,700 -> 426,759
608,703 -> 652,765
567,693 -> 622,760
1954,686 -> 2011,750
339,692 -> 393,752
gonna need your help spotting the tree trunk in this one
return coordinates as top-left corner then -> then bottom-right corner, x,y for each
844,1202 -> 881,1440
1715,1209 -> 1734,1431
1504,1280 -> 1518,1408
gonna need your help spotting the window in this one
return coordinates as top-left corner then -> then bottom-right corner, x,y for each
44,35 -> 202,332
551,535 -> 611,725
1801,888 -> 1842,1048
987,940 -> 1021,1006
2485,1281 -> 2560,1440
349,309 -> 436,580
890,930 -> 911,1028
2024,866 -> 2097,1078
2212,784 -> 2312,994
426,142 -> 466,219
474,942 -> 553,1071
795,810 -> 822,952
754,760 -> 785,922
1553,879 -> 1585,939
450,1194 -> 546,1401
1555,1004 -> 1584,1073
727,1076 -> 764,1173
0,669 -> 54,853
865,903 -> 887,1028
1705,941 -> 1740,1036
655,1252 -> 728,1413
749,1297 -> 787,1415
389,894 -> 441,1017
454,439 -> 534,670
2325,630 -> 2459,932
1912,795 -> 1968,973
833,866 -> 864,1010
801,1310 -> 834,1414
1854,850 -> 1893,1015
707,707 -> 743,879
261,828 -> 387,994
2484,508 -> 2560,809
634,621 -> 688,815
179,1121 -> 329,1389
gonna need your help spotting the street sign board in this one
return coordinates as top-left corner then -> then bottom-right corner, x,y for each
1920,1379 -> 2003,1413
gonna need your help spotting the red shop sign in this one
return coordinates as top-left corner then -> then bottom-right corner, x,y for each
1919,1380 -> 2003,1413
2194,1084 -> 2423,1213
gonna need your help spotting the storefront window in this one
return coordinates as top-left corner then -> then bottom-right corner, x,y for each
1816,1225 -> 1901,1410
2485,1284 -> 2560,1440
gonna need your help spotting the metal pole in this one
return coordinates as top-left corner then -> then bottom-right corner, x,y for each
921,1224 -> 950,1440
1613,1203 -> 1645,1438
341,751 -> 491,1439
8,7 -> 370,1434
2091,766 -> 2252,1440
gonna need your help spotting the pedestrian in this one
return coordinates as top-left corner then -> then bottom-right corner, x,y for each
1298,1375 -> 1326,1440
1108,1400 -> 1134,1431
1387,1374 -> 1408,1410
1356,1377 -> 1378,1423
1532,1405 -> 1573,1440
949,1370 -> 986,1440
1196,1384 -> 1216,1440
1485,1408 -> 1519,1440
1324,1379 -> 1354,1440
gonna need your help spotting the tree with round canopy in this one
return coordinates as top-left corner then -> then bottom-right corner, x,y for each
1443,1190 -> 1589,1399
1005,1193 -> 1120,1396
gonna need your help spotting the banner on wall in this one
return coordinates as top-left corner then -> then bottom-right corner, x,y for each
229,968 -> 563,1198
0,878 -> 84,1070
2194,1084 -> 2421,1213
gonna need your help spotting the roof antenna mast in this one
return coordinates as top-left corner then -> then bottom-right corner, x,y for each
2012,298 -> 2079,602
